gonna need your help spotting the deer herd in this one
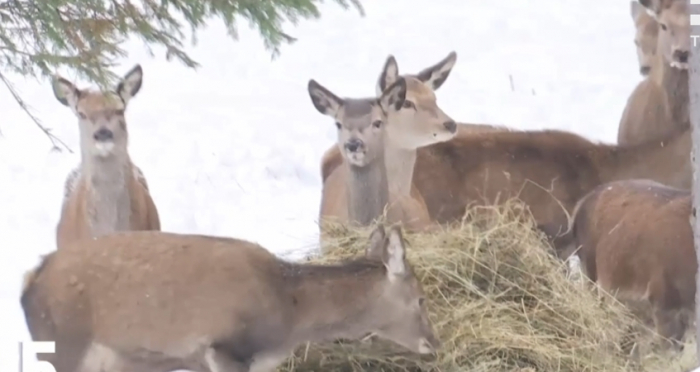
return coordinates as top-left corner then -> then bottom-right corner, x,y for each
16,0 -> 697,371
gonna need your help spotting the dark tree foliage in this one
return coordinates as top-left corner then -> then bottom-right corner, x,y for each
0,0 -> 364,150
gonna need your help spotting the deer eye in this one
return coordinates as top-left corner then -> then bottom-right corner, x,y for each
402,100 -> 415,109
78,112 -> 87,119
115,109 -> 125,116
335,122 -> 341,129
372,120 -> 382,128
660,23 -> 667,31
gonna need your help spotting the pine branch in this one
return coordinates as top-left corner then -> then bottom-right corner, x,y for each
0,0 -> 365,149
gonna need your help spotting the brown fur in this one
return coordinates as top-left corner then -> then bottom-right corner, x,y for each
412,123 -> 690,249
316,53 -> 459,233
566,179 -> 695,347
53,65 -> 161,250
20,226 -> 439,372
618,0 -> 690,146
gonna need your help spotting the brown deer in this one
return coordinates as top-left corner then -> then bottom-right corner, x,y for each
412,118 -> 690,251
314,53 -> 459,232
20,225 -> 440,372
53,64 -> 161,250
631,0 -> 660,76
617,0 -> 689,146
561,179 -> 695,348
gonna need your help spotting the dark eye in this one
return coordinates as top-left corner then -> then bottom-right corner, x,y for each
372,120 -> 382,128
115,109 -> 125,116
402,100 -> 415,109
335,122 -> 341,129
660,23 -> 667,31
78,112 -> 87,119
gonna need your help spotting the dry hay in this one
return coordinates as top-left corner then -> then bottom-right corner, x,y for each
281,200 -> 684,372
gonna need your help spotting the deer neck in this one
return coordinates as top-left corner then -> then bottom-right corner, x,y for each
81,152 -> 133,237
659,61 -> 689,125
346,156 -> 390,226
600,125 -> 691,188
282,260 -> 385,343
383,142 -> 417,196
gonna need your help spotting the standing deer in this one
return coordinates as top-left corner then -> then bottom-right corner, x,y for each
53,64 -> 161,250
631,0 -> 660,76
412,118 -> 690,252
561,179 -> 695,348
20,225 -> 440,372
314,53 -> 459,233
618,0 -> 689,146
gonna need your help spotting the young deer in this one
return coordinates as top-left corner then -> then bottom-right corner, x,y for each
562,179 -> 695,349
617,0 -> 689,146
20,225 -> 440,372
314,53 -> 458,232
53,65 -> 161,250
631,0 -> 660,76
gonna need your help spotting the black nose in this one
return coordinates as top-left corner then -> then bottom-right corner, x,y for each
443,121 -> 457,133
344,139 -> 363,152
674,50 -> 689,63
93,128 -> 114,141
640,66 -> 650,75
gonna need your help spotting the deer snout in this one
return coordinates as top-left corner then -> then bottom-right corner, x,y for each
443,120 -> 457,134
673,49 -> 689,64
93,128 -> 114,142
344,138 -> 364,153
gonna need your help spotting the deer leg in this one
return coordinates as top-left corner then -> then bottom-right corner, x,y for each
649,276 -> 687,351
204,347 -> 248,372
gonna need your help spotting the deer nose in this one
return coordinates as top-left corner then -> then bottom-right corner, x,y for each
344,139 -> 363,153
443,120 -> 457,133
673,50 -> 689,63
93,128 -> 114,142
639,66 -> 650,75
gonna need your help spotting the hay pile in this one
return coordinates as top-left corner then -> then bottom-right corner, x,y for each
281,201 -> 683,372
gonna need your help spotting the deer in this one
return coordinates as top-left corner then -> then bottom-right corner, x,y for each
313,52 -> 459,233
556,179 -> 695,349
20,225 -> 440,372
53,64 -> 161,250
631,0 -> 660,76
617,0 -> 689,146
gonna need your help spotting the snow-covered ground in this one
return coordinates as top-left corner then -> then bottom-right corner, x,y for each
0,0 -> 641,369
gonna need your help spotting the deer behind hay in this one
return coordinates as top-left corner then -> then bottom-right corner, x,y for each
617,0 -> 689,146
562,179 -> 695,348
314,53 -> 458,233
53,65 -> 161,250
20,225 -> 439,372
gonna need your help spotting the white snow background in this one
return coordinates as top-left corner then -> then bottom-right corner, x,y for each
1,0 -> 641,369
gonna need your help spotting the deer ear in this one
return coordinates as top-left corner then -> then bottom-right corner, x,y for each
308,79 -> 344,118
375,55 -> 399,97
637,0 -> 662,18
116,64 -> 143,106
415,51 -> 457,91
52,76 -> 81,107
378,78 -> 407,112
365,225 -> 386,261
382,226 -> 407,280
630,1 -> 643,19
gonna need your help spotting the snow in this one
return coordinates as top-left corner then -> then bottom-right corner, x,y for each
0,0 -> 641,369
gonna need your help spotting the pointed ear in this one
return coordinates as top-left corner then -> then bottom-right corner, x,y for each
378,78 -> 406,113
637,0 -> 661,18
52,76 -> 81,107
308,79 -> 344,118
415,51 -> 457,91
375,55 -> 399,97
116,64 -> 143,106
365,224 -> 386,261
630,1 -> 643,19
383,226 -> 407,280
